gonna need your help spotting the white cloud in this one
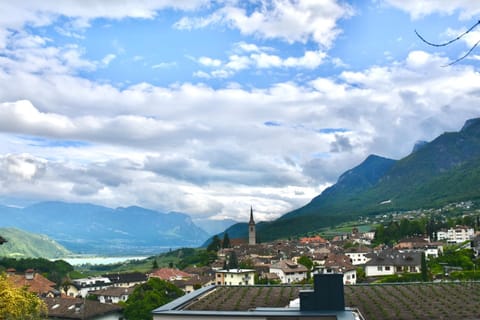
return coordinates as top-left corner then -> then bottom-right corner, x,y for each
198,56 -> 222,67
175,0 -> 354,47
101,54 -> 116,66
384,0 -> 480,20
195,48 -> 326,78
152,62 -> 176,69
1,49 -> 480,220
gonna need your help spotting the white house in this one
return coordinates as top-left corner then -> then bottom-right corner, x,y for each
269,260 -> 308,284
317,253 -> 357,285
63,276 -> 112,298
364,251 -> 422,277
215,269 -> 255,286
344,248 -> 372,265
436,226 -> 475,243
90,286 -> 135,304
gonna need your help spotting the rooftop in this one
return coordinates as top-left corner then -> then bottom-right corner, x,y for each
153,281 -> 480,320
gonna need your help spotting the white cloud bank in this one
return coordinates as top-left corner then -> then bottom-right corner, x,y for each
0,1 -> 480,222
1,49 -> 480,220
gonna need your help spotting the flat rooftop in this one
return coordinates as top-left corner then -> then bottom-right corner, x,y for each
153,281 -> 480,320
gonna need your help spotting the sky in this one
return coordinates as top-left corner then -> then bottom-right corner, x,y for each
1,1 -> 480,223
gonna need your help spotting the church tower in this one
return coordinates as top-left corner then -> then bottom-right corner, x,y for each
248,206 -> 256,245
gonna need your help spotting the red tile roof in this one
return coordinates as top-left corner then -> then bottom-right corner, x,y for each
149,268 -> 192,281
8,272 -> 56,295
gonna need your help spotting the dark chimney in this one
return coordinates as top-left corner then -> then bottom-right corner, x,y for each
299,273 -> 345,311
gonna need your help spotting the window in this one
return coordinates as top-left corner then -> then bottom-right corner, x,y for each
385,266 -> 390,271
377,266 -> 383,271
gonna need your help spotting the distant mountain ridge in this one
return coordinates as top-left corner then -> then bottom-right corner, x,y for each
0,227 -> 71,259
0,202 -> 209,254
222,117 -> 480,242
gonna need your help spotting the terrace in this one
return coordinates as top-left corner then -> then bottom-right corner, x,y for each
177,281 -> 480,320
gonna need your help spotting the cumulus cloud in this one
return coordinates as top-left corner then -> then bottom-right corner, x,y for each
175,0 -> 353,48
193,46 -> 327,78
384,0 -> 480,20
1,1 -> 480,222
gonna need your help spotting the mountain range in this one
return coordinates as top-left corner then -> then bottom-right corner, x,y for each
0,202 -> 210,255
221,117 -> 480,242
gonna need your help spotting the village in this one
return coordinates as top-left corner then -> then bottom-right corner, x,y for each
3,209 -> 480,319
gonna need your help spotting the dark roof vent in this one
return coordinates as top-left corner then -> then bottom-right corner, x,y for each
300,273 -> 345,311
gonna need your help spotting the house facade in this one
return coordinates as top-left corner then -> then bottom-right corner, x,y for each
90,286 -> 135,304
63,276 -> 112,298
215,269 -> 255,285
344,248 -> 371,265
365,251 -> 422,277
436,225 -> 475,243
269,260 -> 308,284
317,253 -> 357,285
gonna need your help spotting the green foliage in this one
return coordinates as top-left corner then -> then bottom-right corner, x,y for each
432,248 -> 475,271
176,249 -> 217,270
123,277 -> 184,320
0,273 -> 47,319
227,251 -> 238,269
375,273 -> 424,283
297,256 -> 314,271
449,270 -> 480,280
356,267 -> 366,283
222,233 -> 231,248
0,228 -> 71,259
0,257 -> 74,286
152,259 -> 159,270
421,253 -> 428,281
206,235 -> 221,252
373,218 -> 426,246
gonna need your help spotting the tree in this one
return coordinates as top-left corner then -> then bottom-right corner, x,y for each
222,232 -> 231,248
227,251 -> 238,270
297,256 -> 314,271
206,235 -> 221,252
123,277 -> 184,320
0,273 -> 46,319
152,259 -> 159,270
421,252 -> 428,282
298,256 -> 314,279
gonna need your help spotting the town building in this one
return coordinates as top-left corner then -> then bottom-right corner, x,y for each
90,286 -> 135,304
436,225 -> 475,243
344,247 -> 371,265
364,250 -> 422,277
269,260 -> 308,284
62,276 -> 112,298
149,268 -> 192,281
317,253 -> 357,285
152,273 -> 362,319
7,268 -> 58,297
103,272 -> 147,287
43,297 -> 123,320
214,268 -> 255,285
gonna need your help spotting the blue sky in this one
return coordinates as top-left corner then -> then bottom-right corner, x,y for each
1,1 -> 480,222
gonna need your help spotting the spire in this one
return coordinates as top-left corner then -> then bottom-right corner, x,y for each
249,206 -> 255,224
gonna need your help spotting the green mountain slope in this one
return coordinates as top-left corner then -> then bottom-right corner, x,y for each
0,227 -> 71,259
224,117 -> 480,242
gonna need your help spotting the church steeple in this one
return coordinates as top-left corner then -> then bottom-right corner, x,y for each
249,206 -> 255,225
248,206 -> 256,245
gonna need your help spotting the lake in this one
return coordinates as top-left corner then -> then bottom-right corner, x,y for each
62,255 -> 149,266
